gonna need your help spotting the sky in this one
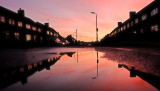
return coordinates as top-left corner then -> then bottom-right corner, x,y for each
0,0 -> 153,42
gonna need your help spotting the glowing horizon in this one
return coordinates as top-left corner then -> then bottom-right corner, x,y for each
0,0 -> 153,42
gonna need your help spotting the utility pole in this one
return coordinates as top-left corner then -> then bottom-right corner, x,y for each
76,29 -> 77,40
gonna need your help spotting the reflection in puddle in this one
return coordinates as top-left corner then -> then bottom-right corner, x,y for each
0,52 -> 76,90
0,55 -> 61,89
118,64 -> 160,90
0,48 -> 159,91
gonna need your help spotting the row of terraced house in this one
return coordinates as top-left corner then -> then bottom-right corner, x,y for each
0,6 -> 63,47
101,0 -> 160,46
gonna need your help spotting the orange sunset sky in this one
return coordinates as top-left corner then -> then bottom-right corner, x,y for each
0,0 -> 153,42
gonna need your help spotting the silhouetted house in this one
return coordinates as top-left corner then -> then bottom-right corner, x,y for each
0,6 -> 61,47
66,35 -> 77,45
101,0 -> 160,46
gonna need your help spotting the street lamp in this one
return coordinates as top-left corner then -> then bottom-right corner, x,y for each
91,12 -> 98,42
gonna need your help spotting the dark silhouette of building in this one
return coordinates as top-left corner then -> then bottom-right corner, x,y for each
101,0 -> 160,46
66,35 -> 77,46
0,6 -> 65,47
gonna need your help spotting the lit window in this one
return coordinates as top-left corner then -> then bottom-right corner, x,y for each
116,30 -> 118,33
26,24 -> 31,29
142,14 -> 147,21
50,32 -> 53,35
9,19 -> 15,25
47,31 -> 50,35
9,19 -> 11,24
28,65 -> 32,70
135,19 -> 138,24
151,8 -> 158,16
14,32 -> 20,40
26,34 -> 31,41
54,33 -> 57,37
0,16 -> 5,23
123,25 -> 126,30
151,25 -> 158,32
18,22 -> 23,27
114,31 -> 117,35
121,27 -> 123,31
32,26 -> 37,31
133,31 -> 137,34
38,28 -> 42,32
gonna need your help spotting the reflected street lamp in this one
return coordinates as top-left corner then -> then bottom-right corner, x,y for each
91,12 -> 98,42
92,51 -> 99,79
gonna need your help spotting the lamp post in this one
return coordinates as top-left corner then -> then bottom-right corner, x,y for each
91,12 -> 98,42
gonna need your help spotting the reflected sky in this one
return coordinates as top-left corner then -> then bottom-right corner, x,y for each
0,47 -> 159,91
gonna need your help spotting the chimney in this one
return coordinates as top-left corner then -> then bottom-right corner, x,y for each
18,8 -> 25,17
45,23 -> 49,27
130,11 -> 136,18
118,22 -> 122,27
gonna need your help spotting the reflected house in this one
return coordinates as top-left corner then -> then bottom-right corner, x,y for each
118,64 -> 136,77
60,52 -> 76,57
118,64 -> 160,90
101,0 -> 160,46
0,6 -> 63,47
0,55 -> 62,90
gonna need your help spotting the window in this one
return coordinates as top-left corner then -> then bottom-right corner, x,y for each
14,32 -> 20,40
0,16 -> 5,23
33,36 -> 37,41
121,27 -> 123,31
123,25 -> 126,30
38,28 -> 42,32
131,21 -> 134,26
135,19 -> 138,24
18,22 -> 23,27
9,19 -> 15,25
47,31 -> 50,35
115,30 -> 118,34
4,32 -> 10,40
127,23 -> 130,28
50,32 -> 53,36
133,31 -> 137,34
26,24 -> 31,29
151,8 -> 158,16
142,14 -> 147,21
118,29 -> 121,32
26,34 -> 31,41
32,26 -> 37,31
54,33 -> 57,37
151,25 -> 158,32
